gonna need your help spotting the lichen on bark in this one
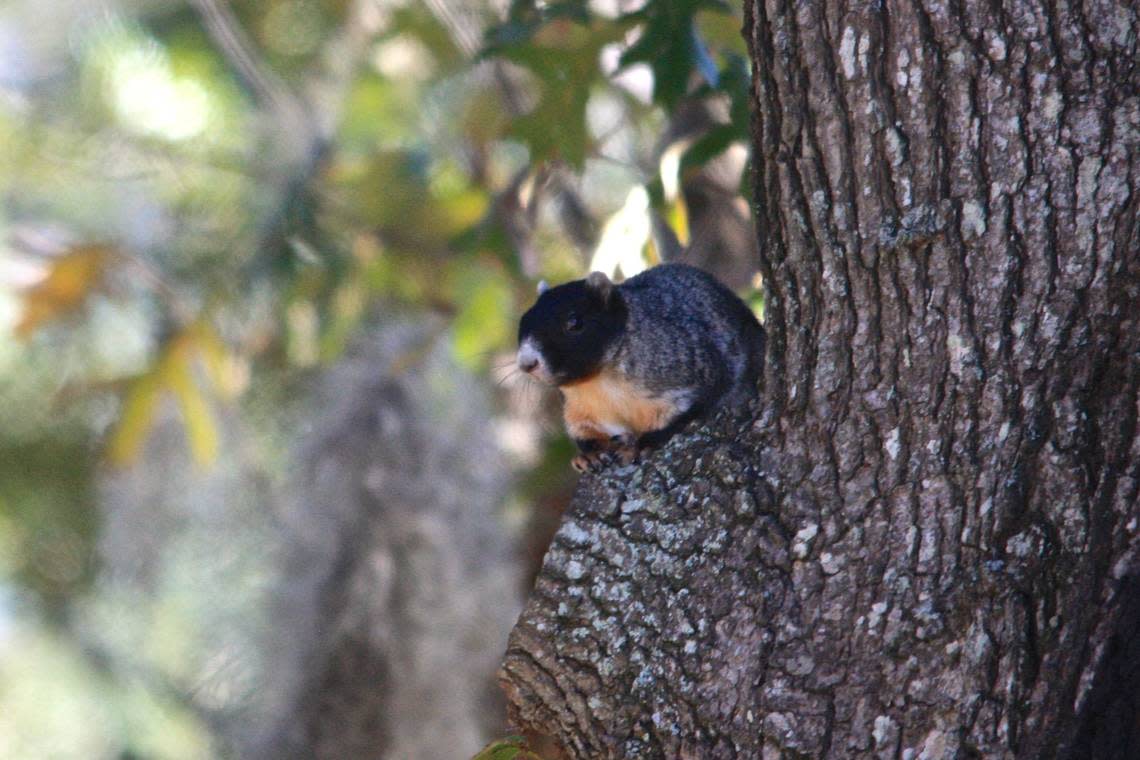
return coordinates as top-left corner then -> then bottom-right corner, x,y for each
502,405 -> 790,759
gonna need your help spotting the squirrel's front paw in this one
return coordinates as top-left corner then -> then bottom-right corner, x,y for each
610,434 -> 639,466
571,437 -> 639,473
572,451 -> 612,473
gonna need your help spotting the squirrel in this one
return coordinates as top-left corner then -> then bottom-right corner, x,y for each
516,263 -> 765,472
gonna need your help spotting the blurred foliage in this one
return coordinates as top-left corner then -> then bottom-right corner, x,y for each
0,0 -> 756,755
13,245 -> 111,338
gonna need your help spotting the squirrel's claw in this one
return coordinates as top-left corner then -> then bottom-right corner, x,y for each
613,445 -> 639,466
610,434 -> 639,466
571,452 -> 601,473
571,439 -> 639,473
572,450 -> 616,473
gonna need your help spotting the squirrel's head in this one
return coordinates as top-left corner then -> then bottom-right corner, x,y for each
516,271 -> 627,385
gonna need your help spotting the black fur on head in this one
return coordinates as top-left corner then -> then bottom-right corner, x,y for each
518,272 -> 627,384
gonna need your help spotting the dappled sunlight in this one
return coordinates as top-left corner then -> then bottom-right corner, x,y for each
109,47 -> 213,142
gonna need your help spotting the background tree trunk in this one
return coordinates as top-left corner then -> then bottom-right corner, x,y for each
248,322 -> 522,760
500,0 -> 1139,757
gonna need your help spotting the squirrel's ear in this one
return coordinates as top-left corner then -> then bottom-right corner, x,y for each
536,280 -> 549,295
585,271 -> 613,304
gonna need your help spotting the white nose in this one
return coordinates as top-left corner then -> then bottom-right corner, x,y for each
517,341 -> 541,374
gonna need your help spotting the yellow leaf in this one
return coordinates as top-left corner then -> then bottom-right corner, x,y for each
105,326 -> 224,468
15,245 -> 109,338
187,320 -> 246,399
161,336 -> 219,467
107,370 -> 163,466
667,195 -> 690,247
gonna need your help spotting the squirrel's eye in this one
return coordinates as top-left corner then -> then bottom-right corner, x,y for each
564,313 -> 583,333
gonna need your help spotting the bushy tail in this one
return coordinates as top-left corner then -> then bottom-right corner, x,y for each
723,321 -> 765,412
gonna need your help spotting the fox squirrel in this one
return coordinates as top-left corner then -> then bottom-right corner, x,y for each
516,263 -> 765,472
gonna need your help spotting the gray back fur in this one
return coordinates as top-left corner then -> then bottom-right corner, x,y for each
613,264 -> 764,412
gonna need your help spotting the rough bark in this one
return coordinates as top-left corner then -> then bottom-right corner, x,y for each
500,1 -> 1140,757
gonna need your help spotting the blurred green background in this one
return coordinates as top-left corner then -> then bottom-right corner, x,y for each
0,0 -> 758,756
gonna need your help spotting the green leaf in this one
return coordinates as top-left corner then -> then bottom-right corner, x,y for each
470,735 -> 545,760
617,0 -> 732,109
389,5 -> 465,70
483,18 -> 627,167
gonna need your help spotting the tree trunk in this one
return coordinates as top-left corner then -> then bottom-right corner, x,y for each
248,322 -> 521,760
499,0 -> 1140,757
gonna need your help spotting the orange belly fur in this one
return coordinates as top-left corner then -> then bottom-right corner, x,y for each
560,370 -> 677,443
